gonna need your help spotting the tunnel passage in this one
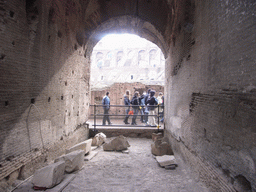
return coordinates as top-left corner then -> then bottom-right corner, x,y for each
1,0 -> 256,191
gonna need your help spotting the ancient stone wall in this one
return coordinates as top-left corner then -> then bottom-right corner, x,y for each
0,0 -> 91,188
165,0 -> 256,191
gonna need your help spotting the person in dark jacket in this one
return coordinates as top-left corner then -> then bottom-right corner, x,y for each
123,90 -> 130,124
145,90 -> 158,126
131,91 -> 139,125
102,92 -> 112,125
144,89 -> 151,124
139,91 -> 146,122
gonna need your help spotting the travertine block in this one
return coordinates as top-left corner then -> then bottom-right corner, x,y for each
55,150 -> 84,173
156,155 -> 177,167
32,161 -> 65,188
151,138 -> 173,156
66,139 -> 92,154
103,135 -> 130,151
92,132 -> 107,146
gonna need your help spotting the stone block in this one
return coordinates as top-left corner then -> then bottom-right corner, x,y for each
32,161 -> 65,189
66,139 -> 92,154
54,150 -> 84,173
151,138 -> 173,156
103,135 -> 130,151
92,132 -> 107,146
156,155 -> 177,167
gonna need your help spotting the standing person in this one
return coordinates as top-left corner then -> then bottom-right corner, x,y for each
145,90 -> 158,126
144,89 -> 151,124
131,91 -> 139,125
157,92 -> 163,105
157,92 -> 164,122
139,91 -> 146,123
102,92 -> 112,125
160,95 -> 164,123
123,90 -> 130,124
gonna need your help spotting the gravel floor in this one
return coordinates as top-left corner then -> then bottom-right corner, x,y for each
62,137 -> 209,192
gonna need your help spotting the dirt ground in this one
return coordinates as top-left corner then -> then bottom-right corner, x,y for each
62,137 -> 209,192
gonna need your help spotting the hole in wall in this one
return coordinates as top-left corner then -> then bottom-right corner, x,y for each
26,0 -> 39,24
48,97 -> 51,102
31,98 -> 35,104
48,7 -> 55,24
72,70 -> 74,74
65,81 -> 67,86
61,96 -> 63,100
0,54 -> 6,60
12,41 -> 15,46
5,101 -> 9,106
58,30 -> 62,38
9,11 -> 14,18
48,35 -> 51,41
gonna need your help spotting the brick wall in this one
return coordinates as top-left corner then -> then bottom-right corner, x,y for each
165,0 -> 256,191
0,0 -> 91,187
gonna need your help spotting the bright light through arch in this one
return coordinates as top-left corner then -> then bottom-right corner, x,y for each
90,33 -> 165,90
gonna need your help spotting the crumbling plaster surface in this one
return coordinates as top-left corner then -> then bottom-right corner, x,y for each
0,0 -> 256,191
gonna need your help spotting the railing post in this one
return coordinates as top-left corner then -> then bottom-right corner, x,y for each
157,104 -> 160,131
94,104 -> 96,132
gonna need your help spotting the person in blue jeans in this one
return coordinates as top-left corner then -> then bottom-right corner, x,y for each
139,91 -> 146,123
102,92 -> 112,125
131,91 -> 139,125
123,90 -> 131,124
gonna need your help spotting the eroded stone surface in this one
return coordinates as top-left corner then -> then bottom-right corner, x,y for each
103,135 -> 130,151
32,161 -> 65,188
151,137 -> 173,156
66,139 -> 92,154
55,150 -> 84,173
92,132 -> 106,146
156,155 -> 177,167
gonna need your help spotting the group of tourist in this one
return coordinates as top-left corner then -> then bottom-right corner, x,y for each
101,89 -> 164,126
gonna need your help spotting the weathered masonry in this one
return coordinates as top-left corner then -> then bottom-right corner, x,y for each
0,0 -> 255,191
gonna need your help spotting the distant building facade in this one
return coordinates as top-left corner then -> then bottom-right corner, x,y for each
90,41 -> 165,90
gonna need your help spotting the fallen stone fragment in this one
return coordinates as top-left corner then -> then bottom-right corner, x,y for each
151,137 -> 173,156
66,139 -> 92,154
54,150 -> 84,173
32,161 -> 65,189
84,151 -> 98,161
103,135 -> 130,151
156,155 -> 177,167
92,132 -> 107,146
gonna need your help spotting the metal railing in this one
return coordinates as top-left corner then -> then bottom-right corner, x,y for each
90,104 -> 164,132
